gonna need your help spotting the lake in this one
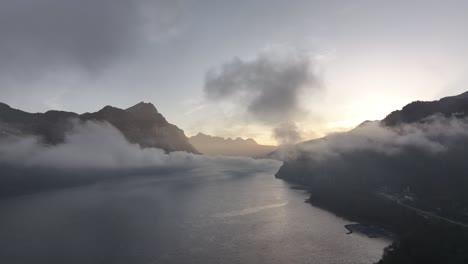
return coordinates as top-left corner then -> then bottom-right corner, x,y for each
0,162 -> 389,264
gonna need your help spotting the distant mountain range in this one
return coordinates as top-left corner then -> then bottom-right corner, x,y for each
189,133 -> 276,157
0,102 -> 199,154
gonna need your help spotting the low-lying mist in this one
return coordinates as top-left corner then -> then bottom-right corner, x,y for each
0,120 -> 281,197
276,115 -> 468,204
277,115 -> 468,161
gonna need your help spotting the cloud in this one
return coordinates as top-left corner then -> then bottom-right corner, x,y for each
0,120 -> 281,197
204,50 -> 320,144
273,122 -> 303,145
0,0 -> 182,78
274,115 -> 468,208
0,120 -> 280,170
292,115 -> 468,161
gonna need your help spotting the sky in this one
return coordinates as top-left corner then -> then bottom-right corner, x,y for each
1,0 -> 468,145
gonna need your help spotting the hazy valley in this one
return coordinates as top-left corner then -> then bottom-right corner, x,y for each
2,92 -> 468,263
2,1 -> 468,263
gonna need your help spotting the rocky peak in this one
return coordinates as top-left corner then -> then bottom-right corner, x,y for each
126,102 -> 159,115
194,132 -> 210,138
100,105 -> 118,112
124,102 -> 166,123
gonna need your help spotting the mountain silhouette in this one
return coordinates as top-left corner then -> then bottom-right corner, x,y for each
0,102 -> 199,154
189,133 -> 276,157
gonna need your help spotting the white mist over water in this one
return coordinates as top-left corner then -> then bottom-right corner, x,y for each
0,120 -> 389,263
0,120 -> 281,170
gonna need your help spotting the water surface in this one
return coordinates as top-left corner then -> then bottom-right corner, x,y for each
0,164 -> 389,264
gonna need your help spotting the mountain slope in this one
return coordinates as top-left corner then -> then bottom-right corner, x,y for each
275,91 -> 468,160
275,91 -> 468,263
276,91 -> 468,207
189,133 -> 276,157
274,91 -> 468,263
382,91 -> 468,126
0,102 -> 199,153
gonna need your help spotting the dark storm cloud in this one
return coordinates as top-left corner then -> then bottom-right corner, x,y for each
0,0 -> 179,77
204,52 -> 320,144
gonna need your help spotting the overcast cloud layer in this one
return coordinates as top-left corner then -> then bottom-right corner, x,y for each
0,0 -> 138,76
0,0 -> 184,79
1,1 -> 468,144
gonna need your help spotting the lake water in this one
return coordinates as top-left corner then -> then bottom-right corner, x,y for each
0,163 -> 389,264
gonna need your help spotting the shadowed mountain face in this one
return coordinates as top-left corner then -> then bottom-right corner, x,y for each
0,102 -> 199,154
275,91 -> 468,263
382,91 -> 468,126
272,91 -> 468,160
276,91 -> 468,220
189,133 -> 276,157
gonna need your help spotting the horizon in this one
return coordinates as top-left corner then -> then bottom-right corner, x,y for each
2,88 -> 466,146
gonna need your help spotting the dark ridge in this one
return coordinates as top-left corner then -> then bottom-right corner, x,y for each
275,91 -> 468,264
0,102 -> 199,154
126,101 -> 158,113
382,91 -> 468,126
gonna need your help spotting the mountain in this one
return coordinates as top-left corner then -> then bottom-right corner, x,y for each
382,91 -> 468,126
0,102 -> 199,154
189,133 -> 276,157
276,91 -> 468,161
276,91 -> 468,212
274,91 -> 468,263
271,92 -> 468,160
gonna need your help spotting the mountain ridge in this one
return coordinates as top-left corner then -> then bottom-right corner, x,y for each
382,91 -> 468,126
189,132 -> 276,157
274,91 -> 468,263
268,91 -> 468,160
0,102 -> 199,154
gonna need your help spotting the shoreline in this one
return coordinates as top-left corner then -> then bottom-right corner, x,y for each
344,223 -> 395,239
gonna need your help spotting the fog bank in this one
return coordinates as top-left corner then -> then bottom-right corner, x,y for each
0,121 -> 281,197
